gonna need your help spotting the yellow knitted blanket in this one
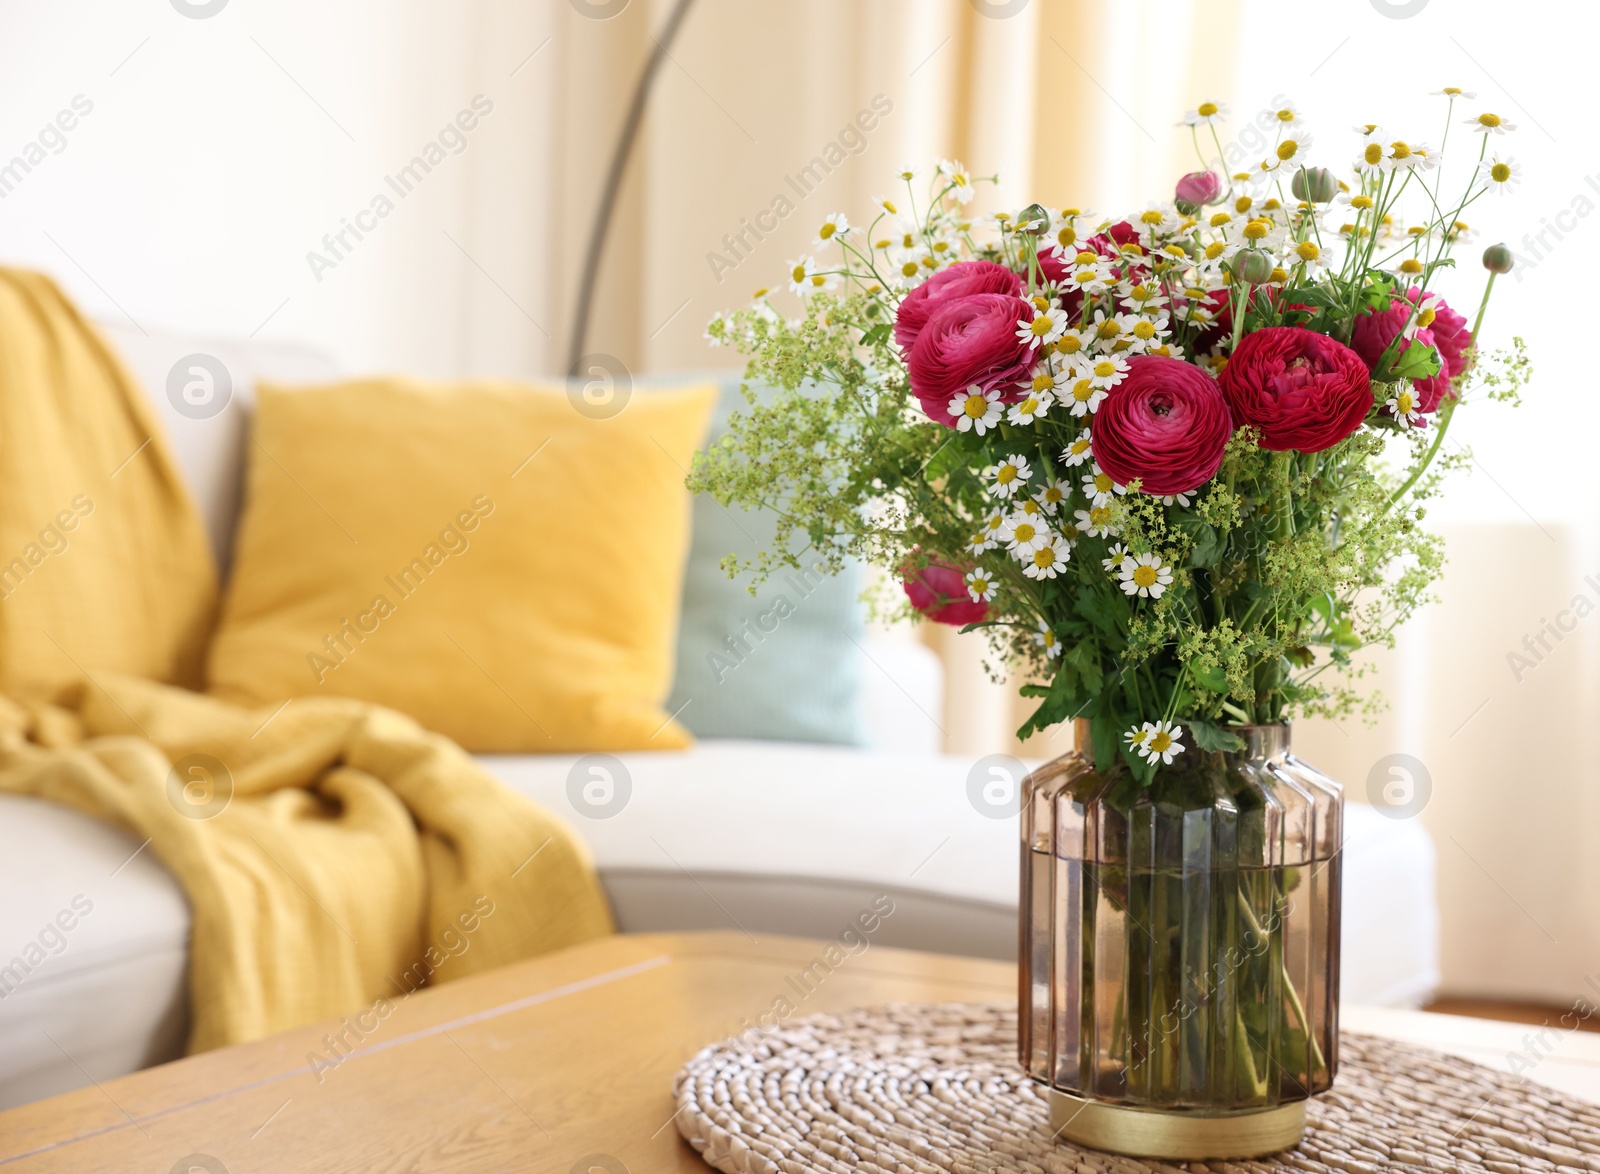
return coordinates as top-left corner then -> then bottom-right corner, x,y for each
0,270 -> 612,1052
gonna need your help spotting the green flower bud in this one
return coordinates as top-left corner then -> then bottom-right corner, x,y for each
1482,243 -> 1515,274
1017,203 -> 1050,235
1290,166 -> 1339,204
1232,249 -> 1276,285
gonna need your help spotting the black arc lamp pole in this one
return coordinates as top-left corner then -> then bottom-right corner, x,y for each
565,0 -> 700,376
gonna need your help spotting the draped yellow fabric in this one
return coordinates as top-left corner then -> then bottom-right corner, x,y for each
0,270 -> 612,1052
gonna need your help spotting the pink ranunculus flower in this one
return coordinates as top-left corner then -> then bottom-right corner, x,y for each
1175,170 -> 1223,209
1350,287 -> 1470,419
907,293 -> 1036,426
893,260 -> 1021,355
1090,355 -> 1233,496
1219,326 -> 1374,452
902,558 -> 987,626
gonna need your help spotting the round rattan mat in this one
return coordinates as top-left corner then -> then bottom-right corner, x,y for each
673,1004 -> 1600,1173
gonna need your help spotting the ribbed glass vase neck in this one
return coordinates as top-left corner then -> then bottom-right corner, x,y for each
1241,723 -> 1290,759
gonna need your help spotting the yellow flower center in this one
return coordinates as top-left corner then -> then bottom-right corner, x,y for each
1021,498 -> 1041,515
752,287 -> 768,298
1210,212 -> 1232,226
1478,113 -> 1502,128
810,275 -> 826,287
1351,195 -> 1374,210
1018,396 -> 1040,416
1442,87 -> 1462,96
1276,108 -> 1295,122
1234,195 -> 1253,213
1416,307 -> 1436,329
1276,139 -> 1301,160
962,394 -> 988,419
1399,259 -> 1423,274
1030,316 -> 1053,337
1074,249 -> 1099,265
1133,565 -> 1158,587
1058,334 -> 1083,354
1242,220 -> 1269,240
1043,486 -> 1063,504
1057,227 -> 1077,248
1271,267 -> 1288,283
791,264 -> 807,282
1133,320 -> 1156,339
1042,631 -> 1056,648
1096,319 -> 1119,340
997,464 -> 1017,484
1389,141 -> 1412,160
1094,473 -> 1113,493
1015,522 -> 1037,543
880,199 -> 897,213
1397,391 -> 1415,414
1490,162 -> 1512,182
818,223 -> 836,240
1364,143 -> 1383,165
1072,380 -> 1094,403
1139,210 -> 1165,225
1205,240 -> 1227,260
1032,372 -> 1054,393
1295,241 -> 1320,261
1197,102 -> 1218,117
1073,268 -> 1099,285
1032,547 -> 1056,568
1093,359 -> 1117,377
1089,507 -> 1110,526
1149,731 -> 1172,753
1070,439 -> 1090,455
901,261 -> 920,277
986,515 -> 1003,532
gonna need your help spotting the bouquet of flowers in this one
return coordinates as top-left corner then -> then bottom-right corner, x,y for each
696,92 -> 1528,785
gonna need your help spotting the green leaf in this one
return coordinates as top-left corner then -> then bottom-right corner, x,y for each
1076,584 -> 1123,640
1390,341 -> 1441,380
1187,718 -> 1247,753
1189,662 -> 1228,693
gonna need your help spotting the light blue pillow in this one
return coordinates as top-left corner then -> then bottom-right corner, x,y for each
667,375 -> 866,746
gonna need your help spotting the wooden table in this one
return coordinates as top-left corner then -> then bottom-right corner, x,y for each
2,932 -> 1598,1173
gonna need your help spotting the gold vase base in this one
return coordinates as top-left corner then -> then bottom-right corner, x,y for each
1048,1089 -> 1306,1160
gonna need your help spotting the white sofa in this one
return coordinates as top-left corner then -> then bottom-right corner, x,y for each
0,324 -> 1441,1110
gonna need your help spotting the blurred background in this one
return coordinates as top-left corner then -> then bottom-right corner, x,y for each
0,0 -> 1592,1013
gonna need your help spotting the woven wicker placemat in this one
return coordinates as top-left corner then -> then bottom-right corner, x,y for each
673,1004 -> 1600,1173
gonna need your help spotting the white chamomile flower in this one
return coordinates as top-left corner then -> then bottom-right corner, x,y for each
1017,301 -> 1069,349
1063,376 -> 1107,417
1000,511 -> 1047,555
1136,720 -> 1185,765
787,255 -> 836,296
813,213 -> 851,250
1052,327 -> 1095,370
1269,102 -> 1305,131
1402,293 -> 1442,340
1081,464 -> 1125,507
1086,355 -> 1130,389
895,163 -> 920,181
1182,101 -> 1229,127
1035,621 -> 1062,660
1007,391 -> 1054,426
965,568 -> 997,603
948,385 -> 1004,435
1479,155 -> 1522,197
1061,429 -> 1093,467
1023,535 -> 1072,580
1132,205 -> 1182,236
1074,504 -> 1118,539
1352,122 -> 1384,138
1101,542 -> 1128,572
1145,341 -> 1186,361
1034,479 -> 1068,515
1431,87 -> 1476,100
1157,490 -> 1194,507
1124,724 -> 1149,752
965,511 -> 1006,556
938,159 -> 976,203
1063,251 -> 1114,295
965,529 -> 996,557
1119,551 -> 1174,599
1466,112 -> 1515,135
1290,238 -> 1327,270
1382,140 -> 1435,172
987,454 -> 1033,498
1120,281 -> 1169,313
1386,385 -> 1424,427
1123,313 -> 1171,351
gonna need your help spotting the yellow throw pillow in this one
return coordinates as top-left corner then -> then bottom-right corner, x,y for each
206,377 -> 715,752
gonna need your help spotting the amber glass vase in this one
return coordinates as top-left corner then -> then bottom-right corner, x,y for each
1018,722 -> 1342,1160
